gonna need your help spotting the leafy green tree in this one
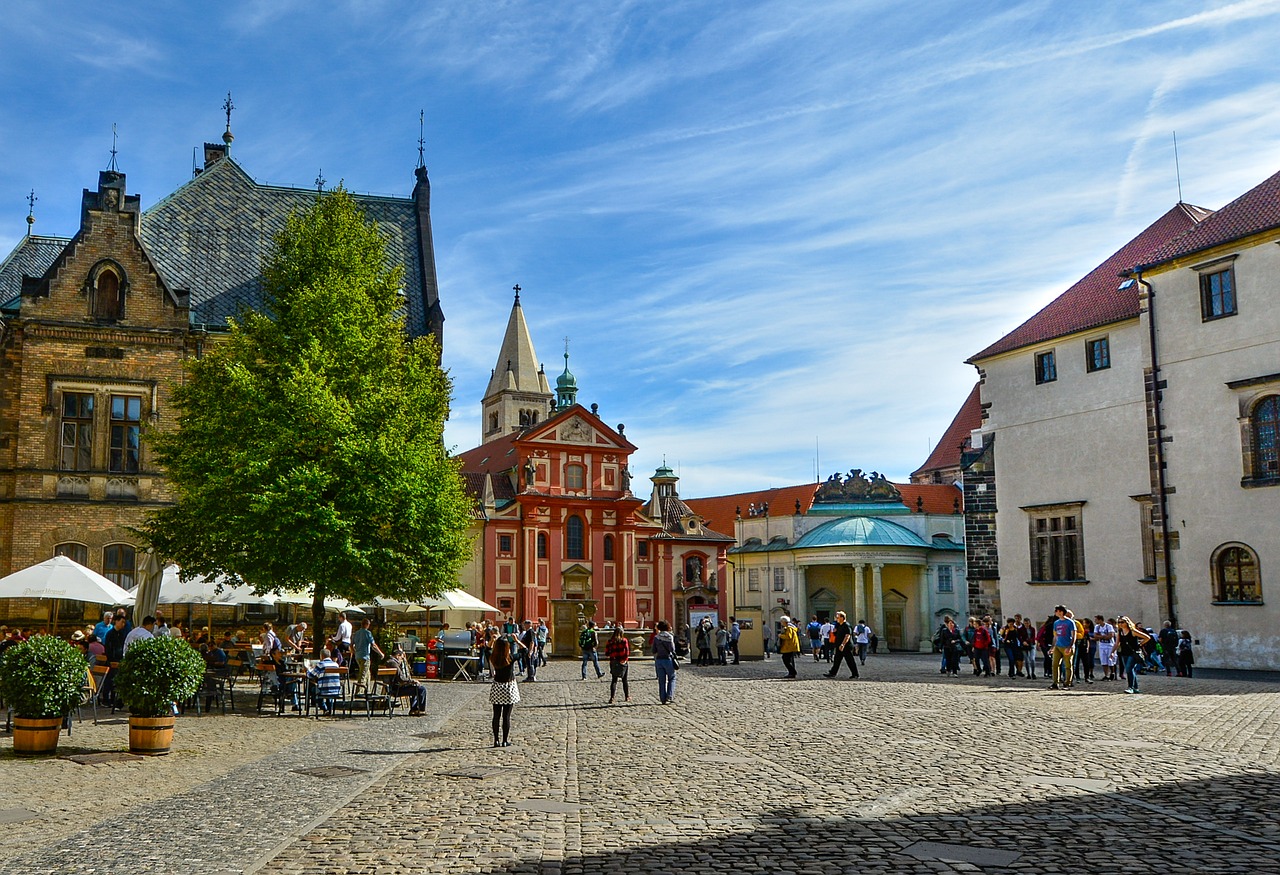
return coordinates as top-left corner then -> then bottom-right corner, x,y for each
144,187 -> 472,648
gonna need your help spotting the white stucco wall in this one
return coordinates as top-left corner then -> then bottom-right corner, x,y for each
978,318 -> 1160,626
1145,235 -> 1280,668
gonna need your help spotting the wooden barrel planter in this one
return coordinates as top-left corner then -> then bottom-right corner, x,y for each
11,716 -> 63,756
128,715 -> 176,756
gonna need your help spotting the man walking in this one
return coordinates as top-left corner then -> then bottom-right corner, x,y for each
819,617 -> 835,663
853,619 -> 872,665
521,620 -> 539,682
1049,605 -> 1076,690
824,611 -> 859,679
807,616 -> 822,660
535,619 -> 549,667
351,617 -> 384,695
729,617 -> 741,664
579,620 -> 603,679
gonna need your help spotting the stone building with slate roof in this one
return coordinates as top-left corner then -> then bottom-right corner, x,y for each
968,167 -> 1280,668
454,295 -> 732,652
0,133 -> 446,626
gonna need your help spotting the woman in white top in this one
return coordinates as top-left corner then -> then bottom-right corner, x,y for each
1093,615 -> 1117,681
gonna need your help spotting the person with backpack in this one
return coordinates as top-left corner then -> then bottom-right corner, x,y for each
1176,630 -> 1195,677
806,616 -> 822,660
853,620 -> 872,664
579,620 -> 603,680
819,617 -> 835,663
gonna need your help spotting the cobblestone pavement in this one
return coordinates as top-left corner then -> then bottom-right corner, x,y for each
6,654 -> 1280,874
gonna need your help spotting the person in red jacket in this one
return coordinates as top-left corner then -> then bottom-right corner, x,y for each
971,617 -> 993,677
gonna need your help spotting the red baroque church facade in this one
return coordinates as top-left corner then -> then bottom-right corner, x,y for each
456,295 -> 731,654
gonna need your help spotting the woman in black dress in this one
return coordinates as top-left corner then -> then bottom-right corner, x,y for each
489,636 -> 521,747
938,616 -> 964,677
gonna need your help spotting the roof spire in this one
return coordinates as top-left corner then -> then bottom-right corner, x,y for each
25,189 -> 36,237
417,109 -> 426,170
315,169 -> 326,193
107,123 -> 120,172
222,91 -> 235,150
555,337 -> 578,410
512,283 -> 521,305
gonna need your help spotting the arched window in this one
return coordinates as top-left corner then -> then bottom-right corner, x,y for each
566,515 -> 584,560
93,267 -> 123,321
565,463 -> 586,490
603,535 -> 614,561
103,543 -> 136,590
1213,543 -> 1262,604
1252,395 -> 1279,481
536,532 -> 547,559
54,542 -> 88,565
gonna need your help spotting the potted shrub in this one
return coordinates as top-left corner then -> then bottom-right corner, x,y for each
113,635 -> 206,755
0,635 -> 88,755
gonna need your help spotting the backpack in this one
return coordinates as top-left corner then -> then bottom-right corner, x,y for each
807,621 -> 821,638
578,628 -> 595,650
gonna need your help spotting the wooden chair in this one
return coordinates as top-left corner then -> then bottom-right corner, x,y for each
88,663 -> 112,723
370,667 -> 404,718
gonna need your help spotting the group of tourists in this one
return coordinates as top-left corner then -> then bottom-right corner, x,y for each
932,605 -> 1195,694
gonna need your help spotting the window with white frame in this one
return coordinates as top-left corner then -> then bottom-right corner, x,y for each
772,568 -> 786,591
747,569 -> 760,591
936,565 -> 953,593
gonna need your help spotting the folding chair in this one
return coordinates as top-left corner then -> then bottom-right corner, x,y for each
88,663 -> 112,724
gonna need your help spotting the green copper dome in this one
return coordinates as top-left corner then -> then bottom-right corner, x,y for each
793,516 -> 931,549
555,350 -> 578,409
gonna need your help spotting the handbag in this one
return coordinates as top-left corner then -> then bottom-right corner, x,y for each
670,656 -> 680,671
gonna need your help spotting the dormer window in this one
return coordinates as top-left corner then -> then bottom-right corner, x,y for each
92,264 -> 124,321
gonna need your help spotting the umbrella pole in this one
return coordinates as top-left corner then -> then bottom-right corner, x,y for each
51,599 -> 59,637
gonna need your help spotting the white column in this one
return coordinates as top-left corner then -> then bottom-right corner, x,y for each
853,564 -> 866,623
918,565 -> 932,652
872,564 -> 886,647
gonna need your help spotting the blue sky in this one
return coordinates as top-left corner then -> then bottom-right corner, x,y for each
4,1 -> 1280,497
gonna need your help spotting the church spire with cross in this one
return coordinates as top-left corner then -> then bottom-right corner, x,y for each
480,285 -> 552,442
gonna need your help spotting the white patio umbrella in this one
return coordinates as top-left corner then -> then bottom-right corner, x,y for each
422,589 -> 502,613
156,565 -> 247,605
364,598 -> 430,613
0,556 -> 133,633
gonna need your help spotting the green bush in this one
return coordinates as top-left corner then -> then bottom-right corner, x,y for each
114,635 -> 206,717
0,635 -> 88,718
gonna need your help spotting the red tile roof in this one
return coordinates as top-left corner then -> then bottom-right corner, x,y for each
684,484 -> 820,535
454,430 -> 521,476
685,481 -> 963,531
911,383 -> 982,480
969,203 -> 1210,362
896,483 -> 963,515
1138,167 -> 1280,269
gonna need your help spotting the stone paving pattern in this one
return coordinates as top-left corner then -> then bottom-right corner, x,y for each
5,654 -> 1280,874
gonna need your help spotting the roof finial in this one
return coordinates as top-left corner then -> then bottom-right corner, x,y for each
315,169 -> 326,193
512,283 -> 521,304
107,123 -> 120,172
25,189 -> 36,237
417,109 -> 426,170
222,91 -> 235,149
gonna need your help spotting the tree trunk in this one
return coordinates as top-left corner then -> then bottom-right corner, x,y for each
311,589 -> 326,658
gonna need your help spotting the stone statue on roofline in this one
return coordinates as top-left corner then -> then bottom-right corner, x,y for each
814,469 -> 900,503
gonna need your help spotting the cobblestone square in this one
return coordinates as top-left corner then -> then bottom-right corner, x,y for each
4,654 -> 1279,874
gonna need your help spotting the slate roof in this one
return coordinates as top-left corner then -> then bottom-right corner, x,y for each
139,157 -> 429,335
0,235 -> 71,312
1137,167 -> 1280,269
969,203 -> 1210,362
648,491 -> 734,543
911,383 -> 983,480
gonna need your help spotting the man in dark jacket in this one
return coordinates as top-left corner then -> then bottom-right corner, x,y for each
824,611 -> 859,679
1157,622 -> 1180,676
